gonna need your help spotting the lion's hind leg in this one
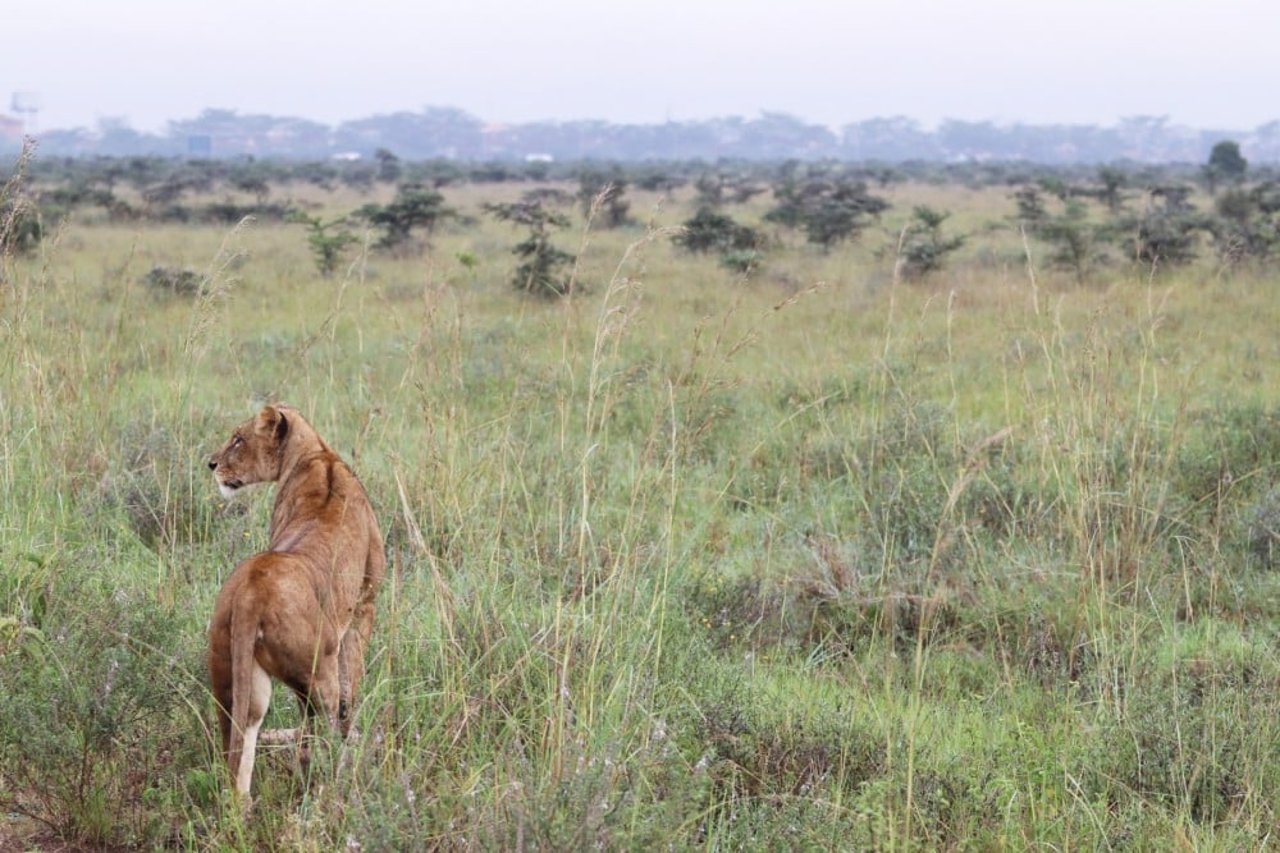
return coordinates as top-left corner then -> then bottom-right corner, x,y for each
282,653 -> 341,781
231,661 -> 273,799
337,584 -> 379,737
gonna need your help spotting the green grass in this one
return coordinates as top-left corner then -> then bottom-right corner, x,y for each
3,176 -> 1280,849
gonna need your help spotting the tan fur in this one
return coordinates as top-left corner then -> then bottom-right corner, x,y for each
206,404 -> 384,801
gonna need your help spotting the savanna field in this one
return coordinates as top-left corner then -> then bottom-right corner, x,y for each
5,154 -> 1280,850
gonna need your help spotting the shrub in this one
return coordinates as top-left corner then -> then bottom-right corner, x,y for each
1244,487 -> 1280,568
485,200 -> 577,297
766,176 -> 889,250
142,266 -> 202,297
0,577 -> 199,846
674,208 -> 761,255
577,167 -> 631,228
1011,185 -> 1048,233
0,199 -> 42,256
197,201 -> 292,225
720,249 -> 765,274
899,206 -> 965,279
1038,200 -> 1108,282
1,148 -> 42,257
290,211 -> 360,277
1209,186 -> 1280,266
1119,186 -> 1209,267
356,183 -> 454,250
1084,634 -> 1277,824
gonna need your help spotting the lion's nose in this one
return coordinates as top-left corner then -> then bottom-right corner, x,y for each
207,459 -> 217,471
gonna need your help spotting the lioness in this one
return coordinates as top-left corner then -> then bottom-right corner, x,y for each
206,404 -> 384,800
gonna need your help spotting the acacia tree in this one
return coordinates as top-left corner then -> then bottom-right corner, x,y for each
230,174 -> 270,205
1119,186 -> 1209,267
767,177 -> 889,251
1096,167 -> 1128,214
374,148 -> 402,183
289,211 -> 359,277
675,208 -> 761,254
1204,140 -> 1247,194
577,167 -> 631,228
899,206 -> 964,279
356,183 -> 454,250
674,208 -> 765,273
485,200 -> 577,297
694,171 -> 765,208
1012,185 -> 1048,233
1209,183 -> 1280,266
1038,201 -> 1106,283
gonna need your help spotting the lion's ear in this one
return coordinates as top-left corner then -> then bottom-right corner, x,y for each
256,405 -> 288,443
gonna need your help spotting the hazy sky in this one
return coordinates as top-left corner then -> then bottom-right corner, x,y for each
6,0 -> 1278,132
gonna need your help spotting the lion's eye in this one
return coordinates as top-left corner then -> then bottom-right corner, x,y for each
231,435 -> 243,449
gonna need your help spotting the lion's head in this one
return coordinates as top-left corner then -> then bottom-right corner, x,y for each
207,405 -> 291,498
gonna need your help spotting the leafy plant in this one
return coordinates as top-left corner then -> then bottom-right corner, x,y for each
357,183 -> 454,250
0,198 -> 41,257
675,208 -> 761,255
374,148 -> 402,183
1011,185 -> 1048,233
141,265 -> 202,296
577,167 -> 631,228
485,200 -> 577,297
899,205 -> 964,279
694,172 -> 765,208
0,578 -> 195,846
767,177 -> 889,250
720,249 -> 765,274
1096,166 -> 1128,213
1038,200 -> 1107,282
1209,185 -> 1280,266
1204,139 -> 1247,194
1119,187 -> 1209,267
1,146 -> 42,257
290,211 -> 360,276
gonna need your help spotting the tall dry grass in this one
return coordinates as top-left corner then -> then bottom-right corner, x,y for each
2,164 -> 1279,848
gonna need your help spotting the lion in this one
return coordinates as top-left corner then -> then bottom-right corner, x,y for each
206,404 -> 384,800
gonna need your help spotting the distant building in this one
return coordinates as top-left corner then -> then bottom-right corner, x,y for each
0,113 -> 23,142
188,134 -> 213,156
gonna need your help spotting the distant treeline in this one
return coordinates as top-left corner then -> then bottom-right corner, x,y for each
6,108 -> 1280,164
8,148 -> 1280,288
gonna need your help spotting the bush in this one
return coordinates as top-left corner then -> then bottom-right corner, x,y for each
141,266 -> 202,297
898,206 -> 964,279
577,167 -> 631,228
1119,186 -> 1209,267
1209,187 -> 1280,267
290,211 -> 360,277
0,199 -> 42,256
1085,633 -> 1278,824
0,576 -> 200,846
675,208 -> 761,255
1011,185 -> 1048,232
720,249 -> 765,274
1,145 -> 42,257
767,177 -> 889,250
485,200 -> 577,297
1244,487 -> 1280,568
357,183 -> 454,250
1038,200 -> 1107,282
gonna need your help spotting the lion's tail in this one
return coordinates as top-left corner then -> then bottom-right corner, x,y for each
227,587 -> 270,797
